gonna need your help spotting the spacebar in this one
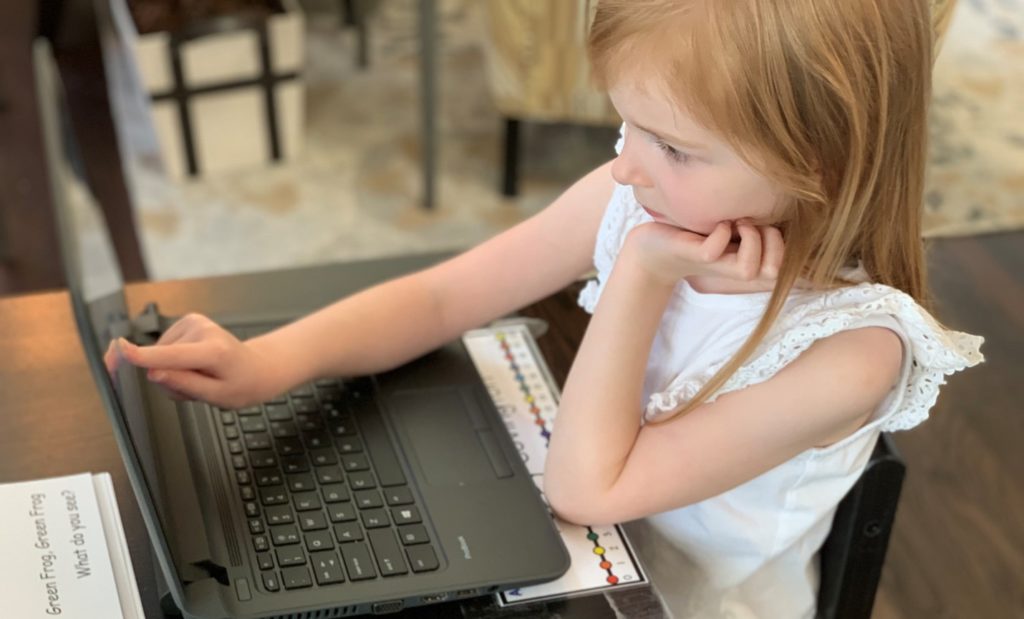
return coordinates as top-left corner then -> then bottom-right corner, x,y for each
357,407 -> 407,487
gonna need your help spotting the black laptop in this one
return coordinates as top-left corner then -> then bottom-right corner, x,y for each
33,39 -> 569,619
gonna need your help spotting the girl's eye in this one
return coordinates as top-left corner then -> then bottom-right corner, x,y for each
655,139 -> 691,164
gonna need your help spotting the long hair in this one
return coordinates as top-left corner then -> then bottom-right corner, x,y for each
587,0 -> 935,420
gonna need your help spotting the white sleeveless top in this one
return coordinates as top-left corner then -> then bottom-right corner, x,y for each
579,127 -> 985,618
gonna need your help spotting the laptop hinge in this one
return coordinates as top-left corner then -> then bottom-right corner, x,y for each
106,302 -> 172,344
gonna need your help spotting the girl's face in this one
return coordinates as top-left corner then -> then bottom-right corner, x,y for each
608,80 -> 784,236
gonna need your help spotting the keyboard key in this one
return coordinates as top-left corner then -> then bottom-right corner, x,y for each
220,411 -> 236,425
245,433 -> 272,451
348,471 -> 376,490
327,502 -> 357,523
310,449 -> 337,466
248,518 -> 264,534
293,491 -> 322,511
232,455 -> 247,470
341,454 -> 370,472
236,470 -> 251,485
391,506 -> 422,525
227,440 -> 243,455
244,502 -> 260,518
397,524 -> 429,545
271,524 -> 300,546
303,431 -> 331,449
280,455 -> 309,474
239,406 -> 262,416
361,508 -> 389,529
406,545 -> 439,573
240,417 -> 267,433
321,484 -> 350,503
333,522 -> 364,543
224,426 -> 240,440
265,505 -> 294,525
310,550 -> 345,585
288,473 -> 315,492
359,411 -> 407,487
367,529 -> 408,576
276,546 -> 306,567
296,414 -> 324,432
256,470 -> 283,487
261,571 -> 280,591
316,465 -> 344,484
293,399 -> 319,415
265,404 -> 292,421
259,487 -> 288,506
240,486 -> 256,501
257,552 -> 275,570
253,535 -> 270,552
290,383 -> 315,397
281,565 -> 312,590
267,394 -> 288,405
298,511 -> 328,531
305,530 -> 334,552
384,487 -> 414,506
335,437 -> 363,454
270,421 -> 298,438
249,451 -> 277,468
354,489 -> 383,509
275,438 -> 304,457
340,542 -> 376,580
328,416 -> 358,437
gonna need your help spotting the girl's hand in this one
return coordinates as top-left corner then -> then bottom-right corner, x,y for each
622,219 -> 784,287
103,313 -> 285,409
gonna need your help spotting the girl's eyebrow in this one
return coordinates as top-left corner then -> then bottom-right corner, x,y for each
633,122 -> 709,152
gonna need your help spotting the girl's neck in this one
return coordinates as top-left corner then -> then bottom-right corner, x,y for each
685,275 -> 777,295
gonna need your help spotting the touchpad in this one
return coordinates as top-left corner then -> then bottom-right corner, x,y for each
388,388 -> 510,486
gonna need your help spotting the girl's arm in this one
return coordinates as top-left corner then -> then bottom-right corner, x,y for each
544,223 -> 904,525
114,161 -> 616,408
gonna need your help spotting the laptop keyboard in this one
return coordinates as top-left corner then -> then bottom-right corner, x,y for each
216,377 -> 440,593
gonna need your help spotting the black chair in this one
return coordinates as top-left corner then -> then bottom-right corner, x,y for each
816,432 -> 906,619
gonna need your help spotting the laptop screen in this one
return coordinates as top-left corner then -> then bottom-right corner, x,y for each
33,39 -> 189,606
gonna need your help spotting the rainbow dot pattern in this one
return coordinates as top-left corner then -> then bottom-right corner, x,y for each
463,324 -> 647,606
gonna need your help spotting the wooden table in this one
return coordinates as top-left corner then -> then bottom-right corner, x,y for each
0,254 -> 661,618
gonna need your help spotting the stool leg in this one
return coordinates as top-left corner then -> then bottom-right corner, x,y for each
502,117 -> 521,197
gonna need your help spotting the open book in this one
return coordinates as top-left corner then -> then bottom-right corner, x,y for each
0,472 -> 144,618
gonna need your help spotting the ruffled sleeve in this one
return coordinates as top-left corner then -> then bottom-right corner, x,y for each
644,283 -> 985,434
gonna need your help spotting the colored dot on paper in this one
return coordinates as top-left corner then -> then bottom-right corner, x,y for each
593,547 -> 605,556
607,575 -> 619,584
600,561 -> 612,570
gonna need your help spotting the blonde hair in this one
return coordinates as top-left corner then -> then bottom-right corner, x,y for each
588,0 -> 935,420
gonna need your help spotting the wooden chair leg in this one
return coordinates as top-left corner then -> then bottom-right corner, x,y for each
54,0 -> 148,282
502,117 -> 521,197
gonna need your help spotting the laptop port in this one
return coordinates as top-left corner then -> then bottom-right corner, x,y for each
453,589 -> 478,599
371,600 -> 404,614
421,593 -> 450,603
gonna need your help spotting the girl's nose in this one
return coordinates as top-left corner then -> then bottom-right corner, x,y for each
610,133 -> 653,188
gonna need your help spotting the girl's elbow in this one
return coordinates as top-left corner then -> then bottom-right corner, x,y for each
544,481 -> 614,526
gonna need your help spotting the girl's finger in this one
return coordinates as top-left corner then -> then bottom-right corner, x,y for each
760,226 -> 785,279
735,222 -> 762,280
119,339 -> 220,371
150,369 -> 222,404
699,221 -> 733,262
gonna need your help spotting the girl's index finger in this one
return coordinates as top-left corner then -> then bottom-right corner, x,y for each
118,338 -> 215,371
699,221 -> 733,262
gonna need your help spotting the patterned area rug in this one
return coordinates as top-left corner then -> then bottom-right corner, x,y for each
925,0 -> 1024,237
73,0 -> 1022,296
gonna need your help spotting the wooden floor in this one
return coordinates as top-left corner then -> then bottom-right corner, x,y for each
869,232 -> 1023,619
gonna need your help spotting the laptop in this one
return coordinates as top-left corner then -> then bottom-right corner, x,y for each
33,40 -> 569,618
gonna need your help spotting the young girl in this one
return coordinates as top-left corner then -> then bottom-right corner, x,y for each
109,0 -> 984,616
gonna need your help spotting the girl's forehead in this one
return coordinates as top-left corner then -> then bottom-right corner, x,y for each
609,79 -> 722,148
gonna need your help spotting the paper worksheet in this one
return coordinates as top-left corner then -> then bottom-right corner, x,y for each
464,324 -> 647,606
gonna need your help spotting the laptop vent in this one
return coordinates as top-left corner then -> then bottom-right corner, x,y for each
264,606 -> 360,619
204,438 -> 242,565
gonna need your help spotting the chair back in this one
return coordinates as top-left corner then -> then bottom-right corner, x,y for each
816,433 -> 906,619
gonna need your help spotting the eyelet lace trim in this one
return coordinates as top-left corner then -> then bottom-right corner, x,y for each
644,284 -> 985,432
